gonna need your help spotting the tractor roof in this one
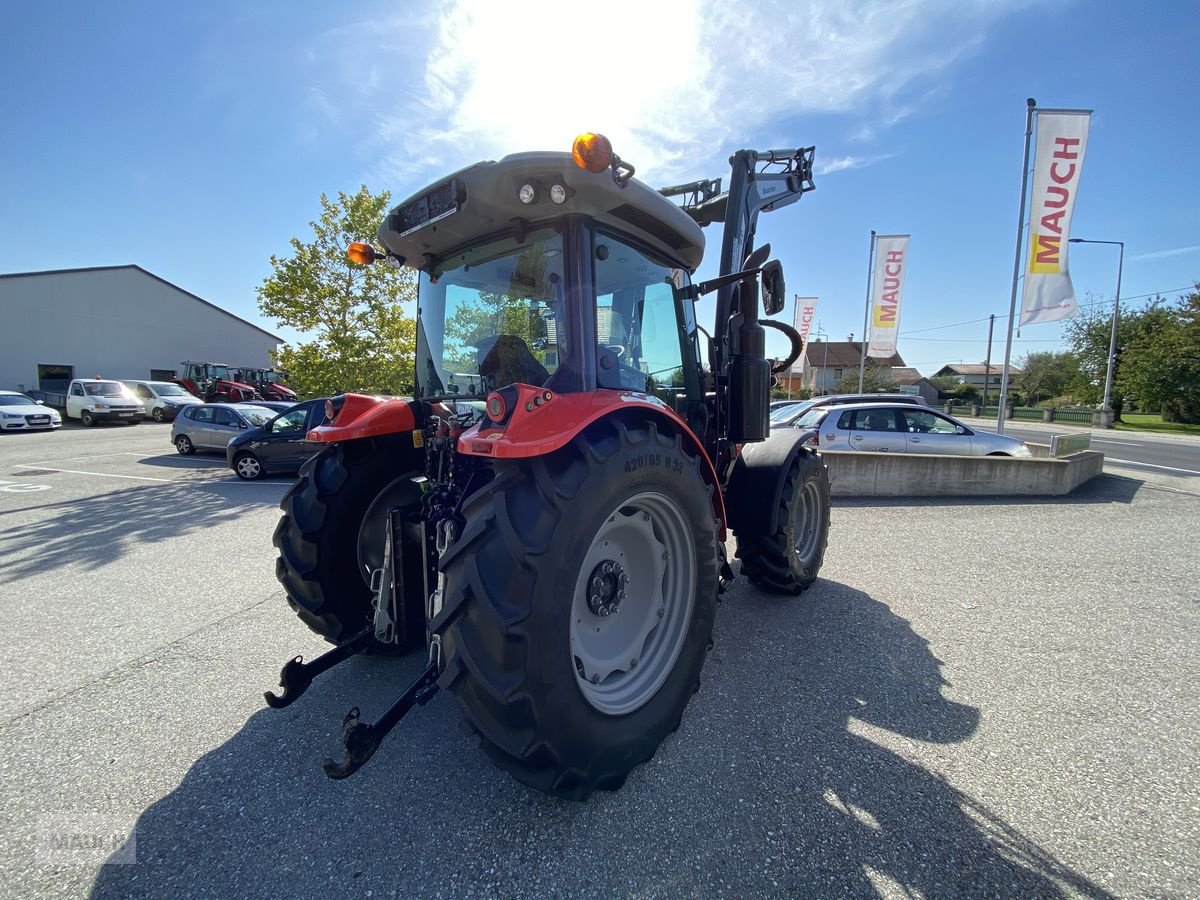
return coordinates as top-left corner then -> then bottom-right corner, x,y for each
377,151 -> 706,273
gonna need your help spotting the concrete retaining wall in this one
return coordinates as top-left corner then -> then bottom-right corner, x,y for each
823,449 -> 1104,497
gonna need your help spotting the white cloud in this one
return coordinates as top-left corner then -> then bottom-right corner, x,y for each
312,0 -> 1027,187
1129,245 -> 1200,262
815,153 -> 897,175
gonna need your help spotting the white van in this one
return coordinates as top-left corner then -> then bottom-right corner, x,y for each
123,380 -> 203,422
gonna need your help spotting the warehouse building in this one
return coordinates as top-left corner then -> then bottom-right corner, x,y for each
0,265 -> 282,393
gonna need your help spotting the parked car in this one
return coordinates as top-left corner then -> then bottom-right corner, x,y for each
170,403 -> 277,456
123,380 -> 203,422
0,390 -> 62,431
793,403 -> 1032,457
249,400 -> 300,414
225,398 -> 329,480
771,392 -> 929,429
64,378 -> 145,425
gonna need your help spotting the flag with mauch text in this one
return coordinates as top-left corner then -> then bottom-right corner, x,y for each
792,296 -> 818,373
1021,110 -> 1091,325
867,235 -> 910,357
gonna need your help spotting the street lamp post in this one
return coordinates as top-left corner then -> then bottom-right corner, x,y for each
1068,238 -> 1124,427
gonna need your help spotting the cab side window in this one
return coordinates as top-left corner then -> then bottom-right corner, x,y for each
71,383 -> 84,397
593,233 -> 693,404
135,385 -> 153,399
191,407 -> 214,423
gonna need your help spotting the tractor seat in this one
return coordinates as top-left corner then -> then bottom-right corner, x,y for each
476,334 -> 551,389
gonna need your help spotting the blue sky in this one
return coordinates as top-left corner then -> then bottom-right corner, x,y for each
3,0 -> 1198,376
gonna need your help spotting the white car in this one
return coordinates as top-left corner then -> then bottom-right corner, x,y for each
123,380 -> 203,422
794,403 -> 1033,457
0,390 -> 62,431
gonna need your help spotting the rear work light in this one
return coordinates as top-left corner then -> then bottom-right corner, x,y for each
486,391 -> 507,421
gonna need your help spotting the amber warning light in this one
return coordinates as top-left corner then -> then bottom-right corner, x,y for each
347,242 -> 377,265
572,132 -> 613,174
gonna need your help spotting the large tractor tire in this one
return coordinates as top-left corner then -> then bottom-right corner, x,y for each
435,418 -> 720,800
735,450 -> 831,595
273,434 -> 424,647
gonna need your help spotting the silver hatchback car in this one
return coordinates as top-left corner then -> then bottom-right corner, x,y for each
795,403 -> 1032,457
170,403 -> 277,455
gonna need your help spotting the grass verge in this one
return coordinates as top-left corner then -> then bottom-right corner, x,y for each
1115,414 -> 1200,436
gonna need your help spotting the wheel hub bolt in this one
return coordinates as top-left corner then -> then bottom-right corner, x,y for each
586,559 -> 627,617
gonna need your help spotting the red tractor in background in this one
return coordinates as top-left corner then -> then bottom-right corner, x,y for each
236,367 -> 298,402
175,362 -> 258,403
265,133 -> 832,799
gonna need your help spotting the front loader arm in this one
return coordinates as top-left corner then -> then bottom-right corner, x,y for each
659,148 -> 814,373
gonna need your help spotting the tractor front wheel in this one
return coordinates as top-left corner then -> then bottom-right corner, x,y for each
273,435 -> 423,646
437,418 -> 719,800
735,450 -> 831,595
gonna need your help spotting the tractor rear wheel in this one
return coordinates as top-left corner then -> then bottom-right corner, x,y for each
735,450 -> 830,595
436,418 -> 719,800
273,434 -> 424,647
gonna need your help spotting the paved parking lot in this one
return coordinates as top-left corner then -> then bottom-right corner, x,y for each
0,424 -> 1196,897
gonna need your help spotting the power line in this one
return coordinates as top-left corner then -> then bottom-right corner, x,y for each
904,336 -> 1063,343
897,285 -> 1192,337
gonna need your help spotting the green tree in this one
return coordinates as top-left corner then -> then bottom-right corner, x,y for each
833,364 -> 895,394
257,186 -> 416,398
1117,285 -> 1200,422
931,375 -> 980,404
1017,350 -> 1080,406
1063,294 -> 1173,419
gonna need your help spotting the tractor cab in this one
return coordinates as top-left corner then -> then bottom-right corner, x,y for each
371,142 -> 707,415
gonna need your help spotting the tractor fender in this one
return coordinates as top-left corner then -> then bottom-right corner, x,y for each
459,390 -> 727,539
308,394 -> 417,443
724,428 -> 819,537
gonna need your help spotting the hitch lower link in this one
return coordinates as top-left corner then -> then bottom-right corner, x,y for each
264,507 -> 445,779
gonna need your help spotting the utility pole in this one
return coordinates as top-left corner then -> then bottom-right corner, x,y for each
982,314 -> 995,405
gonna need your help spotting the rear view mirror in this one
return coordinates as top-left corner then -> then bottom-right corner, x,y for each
761,260 -> 785,316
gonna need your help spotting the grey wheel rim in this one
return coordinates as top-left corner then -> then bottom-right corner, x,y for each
570,491 -> 696,716
236,456 -> 261,479
153,408 -> 164,422
792,478 -> 822,560
176,437 -> 190,454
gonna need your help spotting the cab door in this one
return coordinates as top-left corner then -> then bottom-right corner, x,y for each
844,407 -> 907,453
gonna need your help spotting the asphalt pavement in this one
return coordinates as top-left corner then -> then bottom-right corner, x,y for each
0,423 -> 1196,898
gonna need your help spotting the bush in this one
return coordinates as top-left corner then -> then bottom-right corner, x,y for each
1162,397 -> 1200,424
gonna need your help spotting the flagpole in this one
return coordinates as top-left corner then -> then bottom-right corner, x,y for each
858,230 -> 876,392
996,98 -> 1037,434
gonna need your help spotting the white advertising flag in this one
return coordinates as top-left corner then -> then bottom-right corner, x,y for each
867,235 -> 910,358
792,296 -> 818,373
1020,110 -> 1090,325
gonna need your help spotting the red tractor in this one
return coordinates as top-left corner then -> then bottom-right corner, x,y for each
266,133 -> 831,799
236,367 -> 298,402
175,362 -> 258,403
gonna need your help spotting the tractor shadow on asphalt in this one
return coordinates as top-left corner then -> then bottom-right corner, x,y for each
0,481 -> 277,583
90,582 -> 1114,899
